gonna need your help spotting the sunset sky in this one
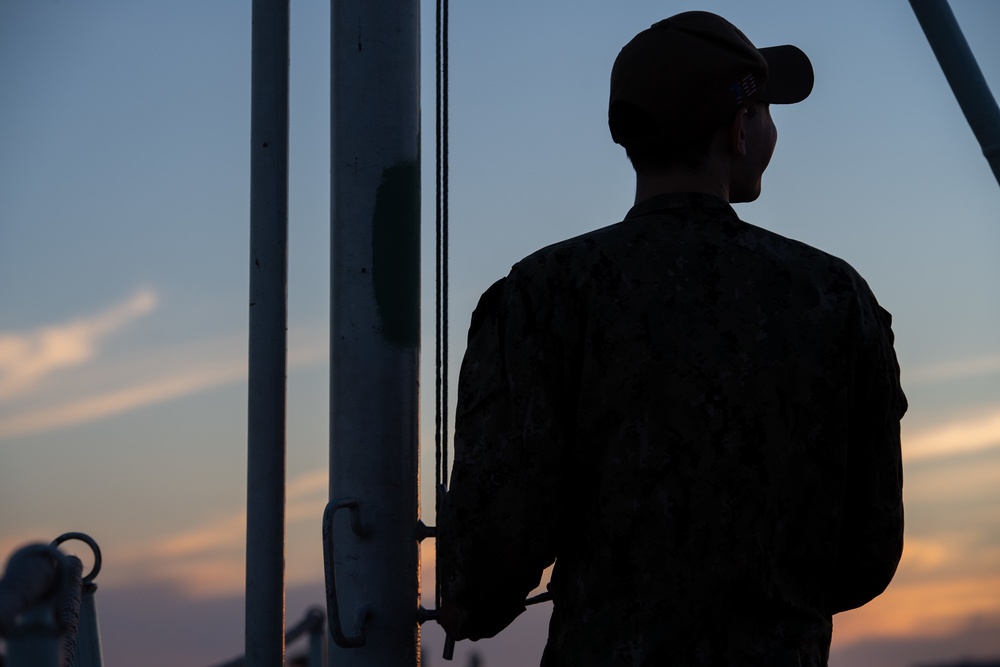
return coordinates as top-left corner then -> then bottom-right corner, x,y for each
2,1 -> 999,665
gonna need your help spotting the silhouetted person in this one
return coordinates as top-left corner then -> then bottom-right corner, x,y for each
438,11 -> 905,667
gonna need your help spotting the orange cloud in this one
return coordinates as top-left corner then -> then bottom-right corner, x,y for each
831,527 -> 1000,649
106,468 -> 332,598
833,574 -> 1000,647
93,466 -> 452,603
903,409 -> 1000,462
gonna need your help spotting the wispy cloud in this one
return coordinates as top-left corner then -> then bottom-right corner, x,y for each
906,354 -> 1000,385
0,294 -> 327,440
829,531 -> 1000,648
109,468 -> 331,597
0,289 -> 157,402
903,409 -> 1000,462
102,467 -> 442,601
833,573 -> 1000,646
0,360 -> 246,440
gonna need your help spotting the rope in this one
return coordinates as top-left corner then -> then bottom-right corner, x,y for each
442,0 -> 450,501
434,0 -> 450,613
58,556 -> 84,666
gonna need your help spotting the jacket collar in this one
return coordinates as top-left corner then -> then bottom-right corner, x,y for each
624,192 -> 737,221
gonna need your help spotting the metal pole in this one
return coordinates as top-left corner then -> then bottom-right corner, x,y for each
308,614 -> 327,667
328,0 -> 421,664
910,0 -> 1000,187
246,0 -> 290,665
5,607 -> 61,667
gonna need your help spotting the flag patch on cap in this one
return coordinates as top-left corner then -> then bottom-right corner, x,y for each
728,74 -> 758,104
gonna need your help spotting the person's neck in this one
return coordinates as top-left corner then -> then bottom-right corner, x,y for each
633,167 -> 730,206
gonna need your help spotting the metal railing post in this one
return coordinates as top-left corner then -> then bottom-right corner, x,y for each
307,612 -> 327,667
246,0 -> 291,665
2,535 -> 105,667
0,544 -> 63,667
5,606 -> 61,667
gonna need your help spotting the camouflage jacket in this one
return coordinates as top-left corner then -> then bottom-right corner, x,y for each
438,193 -> 906,666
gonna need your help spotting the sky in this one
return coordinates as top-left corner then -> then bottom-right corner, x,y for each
1,0 -> 999,665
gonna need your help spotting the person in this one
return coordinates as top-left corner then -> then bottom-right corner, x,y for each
437,11 -> 906,667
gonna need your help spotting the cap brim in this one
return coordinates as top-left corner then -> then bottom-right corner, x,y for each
758,45 -> 813,104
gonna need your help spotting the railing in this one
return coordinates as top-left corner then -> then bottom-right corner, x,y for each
2,534 -> 494,667
208,607 -> 327,667
0,533 -> 104,667
0,533 -> 328,667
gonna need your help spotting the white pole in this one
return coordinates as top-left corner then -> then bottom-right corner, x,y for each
246,0 -> 290,665
327,0 -> 421,664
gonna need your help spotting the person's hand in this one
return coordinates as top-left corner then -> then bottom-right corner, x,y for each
438,597 -> 467,639
438,595 -> 527,641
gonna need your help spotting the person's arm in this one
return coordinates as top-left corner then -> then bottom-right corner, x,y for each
437,276 -> 569,640
830,295 -> 907,613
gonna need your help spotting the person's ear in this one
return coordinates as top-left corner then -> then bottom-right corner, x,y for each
729,107 -> 747,157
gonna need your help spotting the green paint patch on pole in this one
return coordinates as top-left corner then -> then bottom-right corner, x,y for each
372,159 -> 420,347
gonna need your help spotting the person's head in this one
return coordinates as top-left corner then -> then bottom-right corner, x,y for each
608,12 -> 813,198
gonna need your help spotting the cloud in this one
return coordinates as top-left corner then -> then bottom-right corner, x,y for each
0,318 -> 327,440
903,409 -> 1000,462
0,289 -> 157,402
108,468 -> 332,598
833,574 -> 1000,647
98,466 -> 445,603
906,354 -> 1000,385
0,360 -> 246,440
830,613 -> 1000,667
830,532 -> 1000,649
895,536 -> 955,577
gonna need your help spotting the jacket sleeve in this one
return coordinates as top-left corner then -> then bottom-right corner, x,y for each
437,275 -> 571,640
830,291 -> 907,613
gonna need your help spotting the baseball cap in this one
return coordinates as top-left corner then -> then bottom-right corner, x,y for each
609,11 -> 814,150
